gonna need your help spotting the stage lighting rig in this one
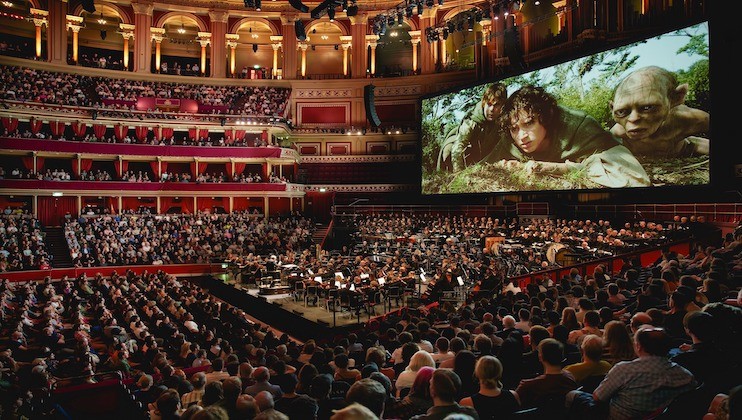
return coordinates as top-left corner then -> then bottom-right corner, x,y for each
310,0 -> 342,19
289,0 -> 310,13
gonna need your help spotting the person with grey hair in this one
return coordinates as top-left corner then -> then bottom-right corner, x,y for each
182,371 -> 207,408
245,366 -> 283,398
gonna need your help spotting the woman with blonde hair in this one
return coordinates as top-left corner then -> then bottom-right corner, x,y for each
460,356 -> 520,419
561,307 -> 580,332
602,320 -> 636,364
395,350 -> 435,397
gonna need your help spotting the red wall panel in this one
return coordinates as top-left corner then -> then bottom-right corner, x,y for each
300,105 -> 347,124
375,103 -> 416,123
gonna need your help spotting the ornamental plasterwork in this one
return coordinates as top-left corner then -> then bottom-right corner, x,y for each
294,89 -> 353,98
301,154 -> 415,163
374,86 -> 422,97
305,184 -> 416,192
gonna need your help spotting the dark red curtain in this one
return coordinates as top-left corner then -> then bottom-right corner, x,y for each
150,161 -> 160,177
35,157 -> 44,172
224,129 -> 234,144
188,128 -> 197,139
261,163 -> 268,180
22,156 -> 34,171
198,128 -> 209,139
37,196 -> 78,227
190,162 -> 207,176
114,160 -> 128,176
181,196 -> 194,214
72,122 -> 87,138
261,129 -> 269,143
72,160 -> 79,176
235,130 -> 246,141
93,124 -> 106,139
135,126 -> 149,142
29,118 -> 43,134
233,162 -> 247,177
1,117 -> 18,133
50,121 -> 65,137
162,127 -> 174,139
80,159 -> 92,174
114,124 -> 128,141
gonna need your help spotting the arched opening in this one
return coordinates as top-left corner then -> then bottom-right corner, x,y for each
304,21 -> 344,78
0,1 -> 44,59
518,1 -> 562,52
75,4 -> 129,70
157,15 -> 205,76
375,22 -> 414,77
234,20 -> 274,79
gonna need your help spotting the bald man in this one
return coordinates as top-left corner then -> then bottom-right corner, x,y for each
610,66 -> 709,157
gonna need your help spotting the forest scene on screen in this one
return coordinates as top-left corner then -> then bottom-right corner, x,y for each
421,21 -> 710,195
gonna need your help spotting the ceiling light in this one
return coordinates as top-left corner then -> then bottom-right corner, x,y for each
177,24 -> 186,34
321,35 -> 329,40
2,1 -> 13,7
97,13 -> 107,25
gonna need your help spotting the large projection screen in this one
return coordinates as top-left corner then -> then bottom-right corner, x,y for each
421,21 -> 710,195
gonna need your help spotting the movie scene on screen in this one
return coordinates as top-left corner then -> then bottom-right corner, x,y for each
421,21 -> 710,195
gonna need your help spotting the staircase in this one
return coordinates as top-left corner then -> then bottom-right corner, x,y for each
312,223 -> 331,250
44,227 -> 74,268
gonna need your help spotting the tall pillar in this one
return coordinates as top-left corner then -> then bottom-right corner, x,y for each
409,31 -> 421,73
151,28 -> 165,72
298,43 -> 308,78
281,15 -> 299,79
366,35 -> 378,76
209,10 -> 228,78
46,0 -> 67,64
270,35 -> 283,78
226,34 -> 239,77
494,13 -> 506,61
419,8 -> 437,74
67,18 -> 82,63
198,33 -> 212,76
132,0 -> 154,73
30,9 -> 48,59
339,35 -> 352,77
349,13 -> 368,78
119,24 -> 135,70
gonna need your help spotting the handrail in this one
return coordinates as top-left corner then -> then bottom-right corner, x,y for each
511,238 -> 694,289
320,219 -> 335,251
332,204 -> 519,216
569,203 -> 742,224
50,370 -> 123,392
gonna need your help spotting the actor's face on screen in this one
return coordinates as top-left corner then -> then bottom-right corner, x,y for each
509,111 -> 548,154
483,99 -> 504,121
611,75 -> 671,142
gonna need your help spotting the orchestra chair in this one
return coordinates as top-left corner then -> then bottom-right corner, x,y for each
325,288 -> 340,312
293,281 -> 306,302
305,284 -> 320,306
365,289 -> 382,316
385,286 -> 404,309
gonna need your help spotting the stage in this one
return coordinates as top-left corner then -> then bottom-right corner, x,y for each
201,275 -> 414,340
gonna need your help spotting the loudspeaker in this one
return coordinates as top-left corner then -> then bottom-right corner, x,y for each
295,20 -> 307,41
289,0 -> 309,12
364,84 -> 382,128
81,0 -> 96,13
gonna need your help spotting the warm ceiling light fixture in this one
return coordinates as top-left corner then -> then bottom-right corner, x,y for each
251,33 -> 260,39
97,13 -> 107,25
2,1 -> 13,7
177,23 -> 186,34
320,35 -> 329,40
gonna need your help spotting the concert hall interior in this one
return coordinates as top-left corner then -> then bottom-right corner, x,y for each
0,0 -> 739,419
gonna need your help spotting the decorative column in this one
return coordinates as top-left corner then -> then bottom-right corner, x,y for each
419,7 -> 437,74
339,35 -> 352,77
120,24 -> 135,70
209,10 -> 228,78
66,16 -> 83,64
270,39 -> 282,78
132,0 -> 154,73
366,34 -> 378,76
198,33 -> 212,76
349,13 -> 368,78
226,34 -> 240,76
280,15 -> 298,79
46,0 -> 67,64
409,31 -> 421,73
494,12 -> 506,61
150,27 -> 165,72
30,9 -> 48,59
480,19 -> 493,77
298,42 -> 308,78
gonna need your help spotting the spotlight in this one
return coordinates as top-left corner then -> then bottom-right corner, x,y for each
81,0 -> 95,13
334,44 -> 339,50
405,6 -> 413,18
289,0 -> 309,12
417,1 -> 423,15
438,0 -> 444,4
255,0 -> 262,10
442,28 -> 449,39
397,10 -> 404,26
346,4 -> 358,15
386,15 -> 395,26
467,15 -> 474,31
252,44 -> 258,52
426,0 -> 434,8
100,30 -> 107,39
327,7 -> 335,21
447,22 -> 455,33
295,20 -> 307,41
342,0 -> 348,12
456,20 -> 464,32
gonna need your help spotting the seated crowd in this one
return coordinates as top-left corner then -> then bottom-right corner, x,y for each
0,65 -> 291,117
0,214 -> 49,272
63,212 -> 315,268
0,225 -> 740,419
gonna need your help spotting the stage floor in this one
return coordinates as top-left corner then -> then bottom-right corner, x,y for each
214,275 -> 397,328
